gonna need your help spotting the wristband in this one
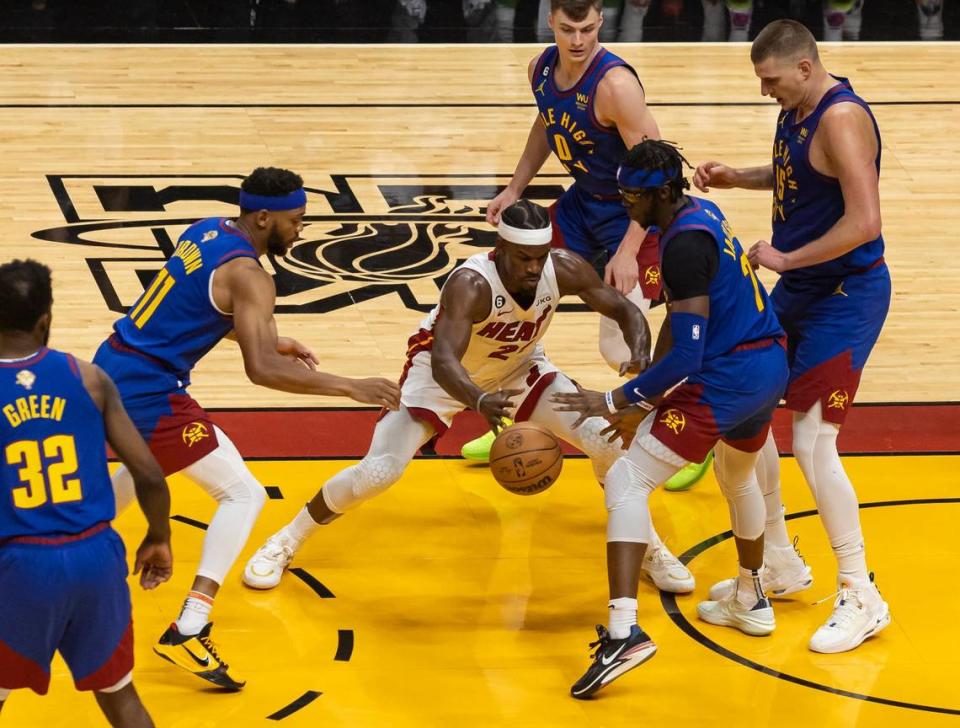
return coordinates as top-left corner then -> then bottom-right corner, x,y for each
476,391 -> 491,411
604,390 -> 617,414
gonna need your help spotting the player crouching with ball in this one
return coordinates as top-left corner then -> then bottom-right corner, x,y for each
244,199 -> 695,602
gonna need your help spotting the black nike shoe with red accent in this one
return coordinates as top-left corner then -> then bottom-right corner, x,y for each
154,622 -> 245,690
570,624 -> 657,699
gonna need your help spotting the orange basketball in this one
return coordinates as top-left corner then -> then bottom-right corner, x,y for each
489,422 -> 563,496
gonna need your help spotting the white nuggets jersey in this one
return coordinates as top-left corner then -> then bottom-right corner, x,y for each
416,251 -> 559,389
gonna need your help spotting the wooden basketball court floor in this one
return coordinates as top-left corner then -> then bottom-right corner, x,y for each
1,42 -> 959,726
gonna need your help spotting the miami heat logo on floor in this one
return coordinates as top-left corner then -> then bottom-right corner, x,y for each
32,173 -> 567,315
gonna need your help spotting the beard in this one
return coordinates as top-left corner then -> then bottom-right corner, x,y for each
266,228 -> 289,257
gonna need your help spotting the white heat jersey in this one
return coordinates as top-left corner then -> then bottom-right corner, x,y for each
416,251 -> 559,390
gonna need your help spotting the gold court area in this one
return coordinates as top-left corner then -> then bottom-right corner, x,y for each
4,455 -> 960,726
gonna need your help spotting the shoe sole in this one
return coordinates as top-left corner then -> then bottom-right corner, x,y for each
642,569 -> 695,594
153,649 -> 246,690
242,573 -> 283,590
809,603 -> 891,654
697,604 -> 775,636
708,572 -> 813,601
570,642 -> 658,699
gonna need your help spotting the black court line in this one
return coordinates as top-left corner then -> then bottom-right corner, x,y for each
289,567 -> 336,598
170,514 -> 208,530
2,101 -> 959,109
266,690 -> 323,721
661,497 -> 960,716
335,630 -> 355,662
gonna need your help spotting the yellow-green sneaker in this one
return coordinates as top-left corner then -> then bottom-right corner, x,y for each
461,419 -> 512,462
664,450 -> 714,492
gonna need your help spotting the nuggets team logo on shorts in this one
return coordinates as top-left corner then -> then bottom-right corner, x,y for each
827,390 -> 850,410
33,173 -> 577,316
15,369 -> 36,391
644,266 -> 660,286
659,408 -> 686,435
182,421 -> 209,447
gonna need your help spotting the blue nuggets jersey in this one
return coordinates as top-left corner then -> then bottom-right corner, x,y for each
532,46 -> 638,198
772,78 -> 884,287
1,349 -> 114,538
660,197 -> 783,361
113,218 -> 258,379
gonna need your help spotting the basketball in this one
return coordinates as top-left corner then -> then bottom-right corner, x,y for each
489,422 -> 563,496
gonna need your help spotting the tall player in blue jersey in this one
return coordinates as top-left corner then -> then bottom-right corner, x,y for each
554,141 -> 789,698
0,260 -> 172,727
475,0 -> 711,498
92,167 -> 401,688
694,20 -> 892,654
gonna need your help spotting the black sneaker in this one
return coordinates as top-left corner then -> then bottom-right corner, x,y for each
154,622 -> 246,690
570,624 -> 657,699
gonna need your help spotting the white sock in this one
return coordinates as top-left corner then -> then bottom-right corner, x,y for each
608,597 -> 638,639
833,529 -> 869,588
283,506 -> 321,548
735,566 -> 764,608
176,591 -> 213,636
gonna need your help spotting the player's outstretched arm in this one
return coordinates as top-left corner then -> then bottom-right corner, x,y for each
487,56 -> 552,226
431,270 -> 521,432
226,258 -> 400,409
553,249 -> 651,375
82,361 -> 173,590
693,160 -> 774,192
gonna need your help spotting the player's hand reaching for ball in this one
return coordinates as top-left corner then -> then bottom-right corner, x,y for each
349,378 -> 401,410
551,384 -> 607,429
477,388 -> 523,432
486,187 -> 521,226
693,161 -> 740,192
134,536 -> 173,590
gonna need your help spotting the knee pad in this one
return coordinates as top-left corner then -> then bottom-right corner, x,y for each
324,454 -> 406,513
575,417 -> 625,481
604,456 -> 657,511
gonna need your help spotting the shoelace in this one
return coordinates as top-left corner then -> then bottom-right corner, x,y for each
588,625 -> 611,660
647,547 -> 684,573
791,535 -> 807,564
197,634 -> 229,670
263,539 -> 293,562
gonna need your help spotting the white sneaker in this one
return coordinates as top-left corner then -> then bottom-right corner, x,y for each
698,594 -> 775,636
243,534 -> 295,590
642,545 -> 695,594
808,577 -> 890,654
708,538 -> 813,601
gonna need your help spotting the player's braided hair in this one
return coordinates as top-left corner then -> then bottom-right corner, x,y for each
621,139 -> 692,202
500,199 -> 551,231
0,259 -> 52,333
239,167 -> 304,214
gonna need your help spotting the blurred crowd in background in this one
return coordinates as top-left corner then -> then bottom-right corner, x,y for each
0,0 -> 949,41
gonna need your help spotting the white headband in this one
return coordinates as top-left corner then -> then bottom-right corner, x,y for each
498,219 -> 553,246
